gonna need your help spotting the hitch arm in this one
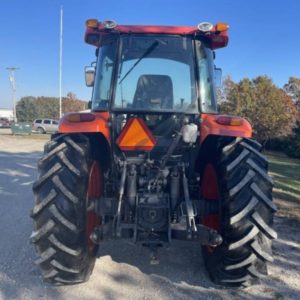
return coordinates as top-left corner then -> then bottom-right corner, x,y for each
171,223 -> 223,246
181,164 -> 197,238
115,160 -> 127,237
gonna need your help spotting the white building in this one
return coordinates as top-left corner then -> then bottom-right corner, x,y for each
0,109 -> 13,121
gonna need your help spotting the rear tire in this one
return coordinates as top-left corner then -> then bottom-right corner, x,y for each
31,134 -> 102,284
200,138 -> 277,287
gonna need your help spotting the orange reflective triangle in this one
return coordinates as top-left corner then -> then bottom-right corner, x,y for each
116,118 -> 156,151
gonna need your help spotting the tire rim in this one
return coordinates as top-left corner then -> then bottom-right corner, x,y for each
86,161 -> 102,252
201,163 -> 220,252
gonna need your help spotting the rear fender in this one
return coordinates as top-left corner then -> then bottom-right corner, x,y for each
200,113 -> 252,144
196,114 -> 252,172
58,112 -> 111,170
58,112 -> 110,142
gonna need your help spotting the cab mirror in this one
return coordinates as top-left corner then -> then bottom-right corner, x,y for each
85,66 -> 95,87
214,67 -> 222,88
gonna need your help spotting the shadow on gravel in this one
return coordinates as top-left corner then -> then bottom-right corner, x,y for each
274,192 -> 300,228
85,217 -> 298,299
0,150 -> 61,300
91,202 -> 300,299
0,151 -> 42,194
94,240 -> 229,299
257,212 -> 300,299
98,239 -> 213,286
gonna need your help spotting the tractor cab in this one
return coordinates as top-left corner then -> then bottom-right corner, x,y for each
85,21 -> 227,117
83,21 -> 230,164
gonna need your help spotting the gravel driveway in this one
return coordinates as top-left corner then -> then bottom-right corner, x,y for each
0,130 -> 299,299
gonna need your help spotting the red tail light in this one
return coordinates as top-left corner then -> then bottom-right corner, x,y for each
66,113 -> 96,123
216,116 -> 244,126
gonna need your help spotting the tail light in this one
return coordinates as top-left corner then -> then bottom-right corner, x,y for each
216,116 -> 244,126
66,113 -> 96,123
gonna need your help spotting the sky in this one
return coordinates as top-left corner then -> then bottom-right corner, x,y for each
1,0 -> 300,109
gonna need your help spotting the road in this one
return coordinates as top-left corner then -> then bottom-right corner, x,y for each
0,130 -> 299,300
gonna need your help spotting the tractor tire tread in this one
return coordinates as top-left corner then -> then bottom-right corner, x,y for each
202,137 -> 277,288
50,259 -> 80,274
31,189 -> 57,217
34,247 -> 56,265
48,234 -> 82,256
49,205 -> 78,232
225,253 -> 257,270
230,196 -> 258,225
31,134 -> 96,284
51,175 -> 79,204
43,269 -> 58,279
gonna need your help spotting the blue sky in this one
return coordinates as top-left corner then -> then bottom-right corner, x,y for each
1,0 -> 299,109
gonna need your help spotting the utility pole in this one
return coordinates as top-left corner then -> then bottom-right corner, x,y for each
59,6 -> 63,118
6,67 -> 19,122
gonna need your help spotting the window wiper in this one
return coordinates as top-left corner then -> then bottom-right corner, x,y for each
118,40 -> 159,84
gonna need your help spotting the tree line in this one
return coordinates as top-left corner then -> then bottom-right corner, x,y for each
219,76 -> 300,158
16,92 -> 87,122
15,77 -> 300,158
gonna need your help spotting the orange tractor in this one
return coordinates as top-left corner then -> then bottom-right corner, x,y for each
31,20 -> 277,287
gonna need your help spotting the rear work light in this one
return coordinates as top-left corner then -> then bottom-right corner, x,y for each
66,113 -> 96,123
86,19 -> 98,28
216,116 -> 244,126
197,22 -> 213,32
215,22 -> 229,32
102,20 -> 117,29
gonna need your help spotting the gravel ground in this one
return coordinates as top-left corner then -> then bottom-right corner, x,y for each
0,129 -> 299,300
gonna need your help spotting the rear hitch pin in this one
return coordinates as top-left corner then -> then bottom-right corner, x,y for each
149,245 -> 159,265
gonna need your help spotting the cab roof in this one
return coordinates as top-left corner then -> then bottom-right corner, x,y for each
84,20 -> 229,50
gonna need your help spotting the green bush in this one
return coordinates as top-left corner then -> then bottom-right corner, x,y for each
265,138 -> 289,152
285,139 -> 300,158
265,121 -> 300,158
283,122 -> 300,159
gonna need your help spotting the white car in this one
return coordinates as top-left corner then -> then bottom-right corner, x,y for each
32,119 -> 59,134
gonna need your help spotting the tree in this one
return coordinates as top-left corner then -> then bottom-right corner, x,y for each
16,96 -> 38,122
284,77 -> 300,110
36,97 -> 60,119
16,93 -> 88,122
216,75 -> 235,104
66,92 -> 77,100
221,76 -> 298,143
63,92 -> 87,113
283,121 -> 300,158
282,78 -> 300,158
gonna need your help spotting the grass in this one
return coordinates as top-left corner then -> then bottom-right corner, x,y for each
266,151 -> 300,198
265,151 -> 300,225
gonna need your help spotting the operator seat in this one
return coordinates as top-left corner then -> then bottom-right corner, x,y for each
133,75 -> 173,109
